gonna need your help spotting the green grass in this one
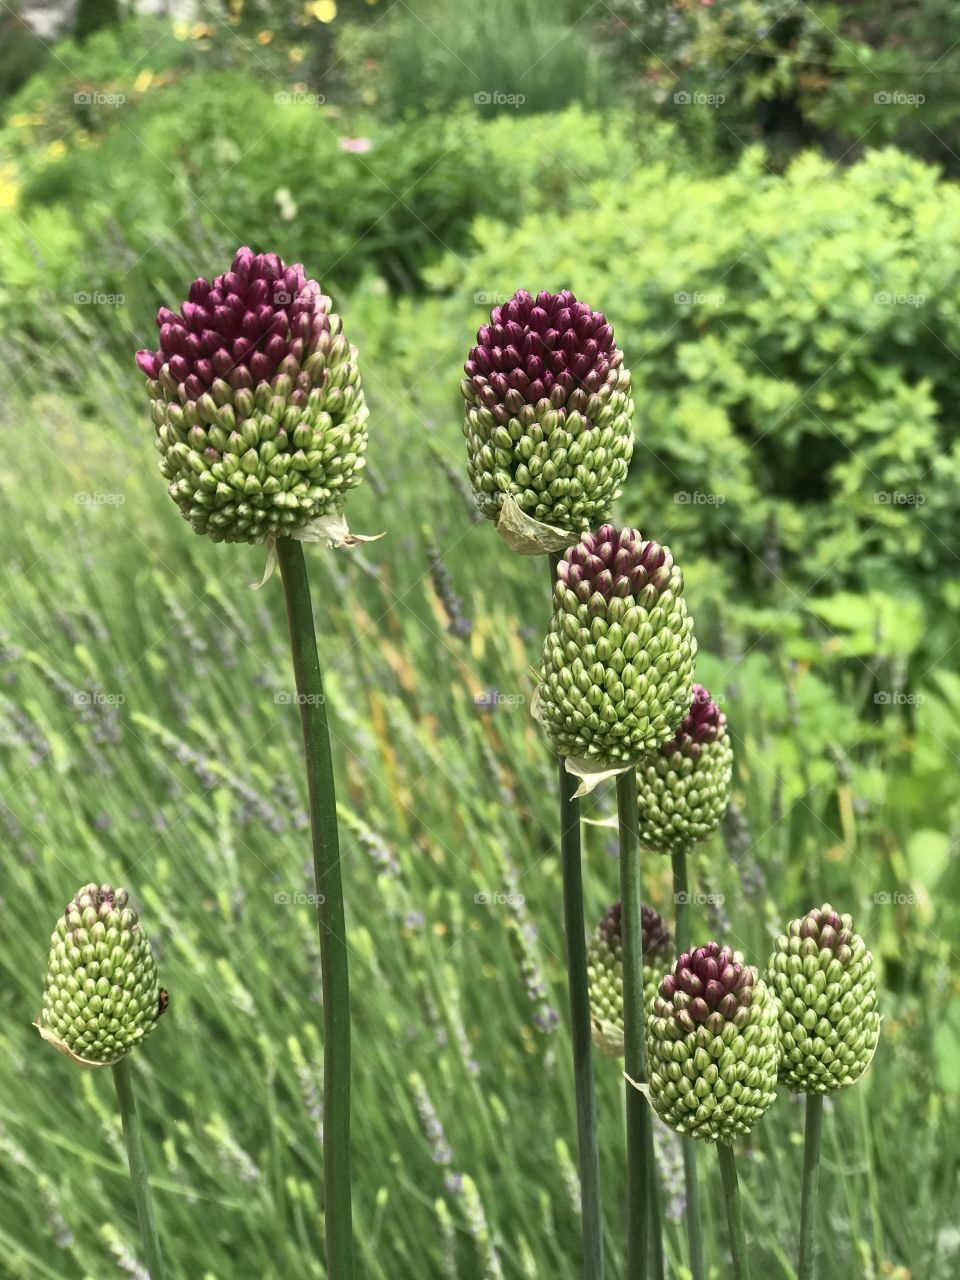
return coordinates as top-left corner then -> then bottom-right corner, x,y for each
0,293 -> 957,1278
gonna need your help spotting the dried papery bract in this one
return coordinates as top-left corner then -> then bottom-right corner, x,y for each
767,906 -> 881,1280
37,884 -> 167,1279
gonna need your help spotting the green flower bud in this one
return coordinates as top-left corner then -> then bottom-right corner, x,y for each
637,684 -> 733,856
537,525 -> 697,765
647,942 -> 780,1144
587,900 -> 672,1056
766,904 -> 880,1093
462,290 -> 634,531
38,884 -> 166,1066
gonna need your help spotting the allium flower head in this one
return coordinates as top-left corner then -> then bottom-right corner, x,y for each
647,942 -> 780,1144
537,525 -> 696,765
461,290 -> 634,531
39,884 -> 165,1066
766,904 -> 880,1093
587,900 -> 672,1056
637,684 -> 733,856
136,246 -> 368,543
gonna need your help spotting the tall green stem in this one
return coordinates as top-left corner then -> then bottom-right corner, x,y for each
798,1093 -> 824,1280
670,851 -> 705,1280
277,535 -> 354,1280
717,1142 -> 751,1280
548,552 -> 604,1280
112,1057 -> 165,1280
616,769 -> 660,1280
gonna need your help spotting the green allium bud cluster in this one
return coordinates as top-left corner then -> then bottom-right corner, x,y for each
461,290 -> 634,531
587,900 -> 672,1056
136,247 -> 368,544
647,942 -> 780,1144
39,884 -> 165,1066
637,684 -> 733,856
766,904 -> 880,1093
538,525 -> 697,765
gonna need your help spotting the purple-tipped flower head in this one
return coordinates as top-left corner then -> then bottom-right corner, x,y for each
136,246 -> 368,543
39,884 -> 166,1066
647,942 -> 780,1143
537,526 -> 696,765
766,904 -> 880,1093
587,900 -> 673,1056
636,684 -> 733,856
460,289 -> 634,531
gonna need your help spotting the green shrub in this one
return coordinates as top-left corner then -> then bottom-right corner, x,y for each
428,144 -> 960,597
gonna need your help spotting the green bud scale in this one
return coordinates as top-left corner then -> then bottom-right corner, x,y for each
637,684 -> 733,856
461,290 -> 634,531
38,884 -> 166,1066
587,900 -> 672,1056
766,904 -> 880,1093
538,525 -> 697,765
136,247 -> 369,544
647,942 -> 780,1144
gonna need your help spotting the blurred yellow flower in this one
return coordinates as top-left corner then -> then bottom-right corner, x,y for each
46,141 -> 67,161
191,23 -> 216,39
289,46 -> 305,64
134,70 -> 154,93
257,29 -> 273,43
9,113 -> 42,129
305,0 -> 337,22
0,163 -> 20,210
173,20 -> 190,40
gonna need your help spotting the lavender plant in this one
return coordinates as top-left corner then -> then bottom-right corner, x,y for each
136,246 -> 368,1279
37,884 -> 167,1279
646,942 -> 781,1280
766,906 -> 880,1279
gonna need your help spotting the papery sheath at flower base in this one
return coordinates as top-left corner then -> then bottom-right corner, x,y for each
637,683 -> 733,857
461,290 -> 634,540
537,525 -> 697,767
766,905 -> 880,1093
135,246 -> 369,544
646,942 -> 780,1144
588,900 -> 672,1056
37,884 -> 166,1066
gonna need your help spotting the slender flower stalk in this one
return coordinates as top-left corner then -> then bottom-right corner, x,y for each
669,854 -> 705,1280
277,535 -> 354,1280
766,905 -> 880,1280
617,770 -> 660,1280
113,1056 -> 165,1279
798,1093 -> 823,1280
716,1142 -> 751,1280
549,551 -> 604,1280
37,884 -> 168,1278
